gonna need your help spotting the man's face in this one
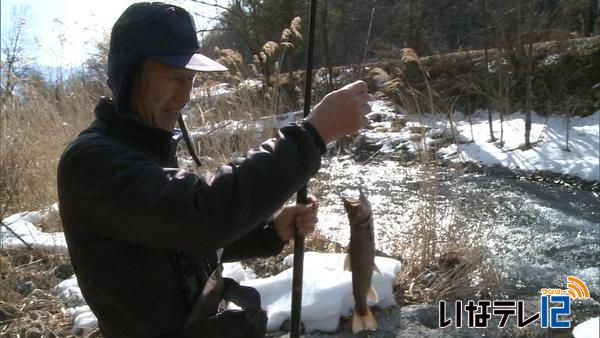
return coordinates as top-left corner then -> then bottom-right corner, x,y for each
130,59 -> 196,131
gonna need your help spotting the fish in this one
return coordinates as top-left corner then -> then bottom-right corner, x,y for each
342,190 -> 380,333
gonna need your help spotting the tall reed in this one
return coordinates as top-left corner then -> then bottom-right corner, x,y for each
0,78 -> 95,219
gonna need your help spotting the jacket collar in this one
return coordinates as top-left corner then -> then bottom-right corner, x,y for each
93,97 -> 176,161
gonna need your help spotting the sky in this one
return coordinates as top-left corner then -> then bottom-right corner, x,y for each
0,0 -> 225,68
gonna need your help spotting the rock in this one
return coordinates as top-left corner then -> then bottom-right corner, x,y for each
406,123 -> 431,135
354,152 -> 371,162
408,134 -> 423,142
54,263 -> 74,279
17,280 -> 35,296
389,117 -> 407,132
416,304 -> 439,328
369,113 -> 387,123
0,307 -> 15,322
279,319 -> 305,334
29,310 -> 44,320
428,138 -> 454,150
24,326 -> 44,338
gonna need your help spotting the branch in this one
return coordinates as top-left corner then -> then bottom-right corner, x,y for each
1,220 -> 34,251
190,0 -> 232,13
197,27 -> 231,33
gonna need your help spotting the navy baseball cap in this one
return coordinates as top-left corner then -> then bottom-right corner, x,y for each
107,2 -> 225,112
110,2 -> 226,72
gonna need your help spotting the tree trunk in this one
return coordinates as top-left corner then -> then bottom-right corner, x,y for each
500,65 -> 508,145
483,0 -> 495,142
408,0 -> 416,48
320,0 -> 334,91
565,108 -> 571,151
524,0 -> 533,149
584,0 -> 598,36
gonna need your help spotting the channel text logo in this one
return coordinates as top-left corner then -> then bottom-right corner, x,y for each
439,276 -> 590,329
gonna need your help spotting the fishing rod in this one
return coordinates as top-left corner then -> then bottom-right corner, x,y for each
290,0 -> 317,336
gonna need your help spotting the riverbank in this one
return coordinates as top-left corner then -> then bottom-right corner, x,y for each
353,100 -> 599,186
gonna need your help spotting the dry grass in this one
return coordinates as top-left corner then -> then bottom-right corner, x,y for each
0,248 -> 74,337
182,17 -> 313,173
378,49 -> 503,304
242,231 -> 345,278
0,79 -> 95,219
1,75 -> 96,336
184,82 -> 291,173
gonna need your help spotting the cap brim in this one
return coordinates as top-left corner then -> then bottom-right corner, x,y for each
151,53 -> 227,72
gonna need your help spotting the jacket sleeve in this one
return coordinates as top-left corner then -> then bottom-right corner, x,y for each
220,219 -> 287,262
59,123 -> 320,256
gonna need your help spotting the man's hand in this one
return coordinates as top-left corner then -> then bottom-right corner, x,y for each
306,80 -> 371,144
273,195 -> 319,241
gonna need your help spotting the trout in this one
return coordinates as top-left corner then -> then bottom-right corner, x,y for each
342,190 -> 380,333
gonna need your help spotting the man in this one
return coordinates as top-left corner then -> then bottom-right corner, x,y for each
57,2 -> 370,337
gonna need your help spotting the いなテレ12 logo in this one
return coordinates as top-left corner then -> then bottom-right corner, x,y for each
439,276 -> 590,329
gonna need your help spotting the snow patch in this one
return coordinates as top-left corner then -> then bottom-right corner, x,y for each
1,204 -> 67,252
51,252 -> 400,335
572,316 -> 599,338
244,252 -> 401,333
367,101 -> 599,181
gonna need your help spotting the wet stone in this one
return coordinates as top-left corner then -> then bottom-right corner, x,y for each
353,152 -> 371,162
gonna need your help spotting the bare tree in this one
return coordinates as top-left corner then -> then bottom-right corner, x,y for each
1,5 -> 33,106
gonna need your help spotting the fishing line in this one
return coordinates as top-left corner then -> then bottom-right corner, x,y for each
359,0 -> 377,78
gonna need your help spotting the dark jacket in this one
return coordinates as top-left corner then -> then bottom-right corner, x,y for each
57,97 -> 322,337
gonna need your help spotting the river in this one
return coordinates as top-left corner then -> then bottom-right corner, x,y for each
312,154 -> 599,299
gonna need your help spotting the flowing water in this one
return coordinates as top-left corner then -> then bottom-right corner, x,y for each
312,155 -> 600,298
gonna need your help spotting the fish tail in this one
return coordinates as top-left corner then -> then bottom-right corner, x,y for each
352,307 -> 378,333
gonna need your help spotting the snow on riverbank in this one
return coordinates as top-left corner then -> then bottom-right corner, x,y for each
0,204 -> 67,252
366,100 -> 599,182
2,213 -> 399,335
54,252 -> 400,335
440,110 -> 600,181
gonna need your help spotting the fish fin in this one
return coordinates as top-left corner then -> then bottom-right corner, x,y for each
344,254 -> 351,271
368,286 -> 379,303
351,307 -> 364,333
352,307 -> 378,333
363,308 -> 378,331
373,263 -> 381,274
